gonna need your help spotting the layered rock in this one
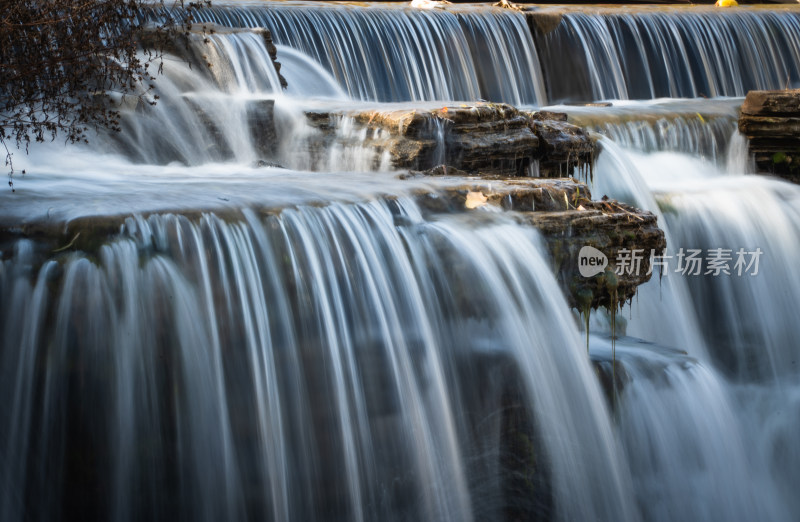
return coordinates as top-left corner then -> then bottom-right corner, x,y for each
526,111 -> 595,178
739,89 -> 800,183
412,177 -> 666,310
304,103 -> 596,178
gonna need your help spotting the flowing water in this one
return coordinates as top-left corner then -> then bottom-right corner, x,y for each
3,2 -> 800,521
188,2 -> 546,104
588,102 -> 800,521
536,7 -> 800,102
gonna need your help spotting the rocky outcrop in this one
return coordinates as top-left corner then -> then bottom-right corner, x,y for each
524,199 -> 664,311
739,89 -> 800,183
261,29 -> 288,90
412,177 -> 665,310
305,103 -> 596,178
526,111 -> 595,178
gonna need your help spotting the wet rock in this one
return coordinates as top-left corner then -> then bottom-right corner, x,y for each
261,29 -> 288,90
416,177 -> 585,213
306,103 -> 597,178
523,198 -> 665,310
247,99 -> 278,158
525,111 -> 596,178
413,177 -> 665,309
527,12 -> 563,36
356,103 -> 539,175
591,356 -> 630,405
739,89 -> 800,183
741,89 -> 800,117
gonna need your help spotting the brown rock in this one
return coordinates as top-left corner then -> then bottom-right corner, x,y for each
525,112 -> 596,178
738,90 -> 800,183
740,89 -> 800,117
522,199 -> 665,311
527,12 -> 563,36
413,177 -> 665,310
306,103 -> 597,178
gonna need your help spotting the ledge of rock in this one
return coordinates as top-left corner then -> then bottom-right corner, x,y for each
739,89 -> 800,183
305,103 -> 596,178
412,177 -> 665,310
2,174 -> 661,313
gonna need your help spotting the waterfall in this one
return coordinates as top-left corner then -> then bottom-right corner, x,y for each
591,121 -> 800,522
595,339 -> 790,522
106,31 -> 284,165
536,9 -> 800,102
564,100 -> 739,164
0,199 -> 636,521
185,4 -> 546,104
594,139 -> 800,381
6,2 -> 800,521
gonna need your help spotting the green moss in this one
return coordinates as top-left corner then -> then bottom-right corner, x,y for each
773,152 -> 787,164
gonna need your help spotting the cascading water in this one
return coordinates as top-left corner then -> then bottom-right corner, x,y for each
590,103 -> 800,521
187,2 -> 546,104
106,31 -> 285,165
593,338 -> 790,522
562,99 -> 741,163
0,199 -> 636,522
5,2 -> 800,521
535,8 -> 800,102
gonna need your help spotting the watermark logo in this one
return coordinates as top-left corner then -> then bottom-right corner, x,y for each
578,246 -> 608,277
578,246 -> 763,278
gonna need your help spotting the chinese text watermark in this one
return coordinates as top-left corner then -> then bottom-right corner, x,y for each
580,247 -> 763,277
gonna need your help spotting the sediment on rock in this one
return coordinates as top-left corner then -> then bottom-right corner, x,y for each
739,89 -> 800,183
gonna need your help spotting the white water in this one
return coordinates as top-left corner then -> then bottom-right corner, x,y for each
189,2 -> 546,104
590,109 -> 800,521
